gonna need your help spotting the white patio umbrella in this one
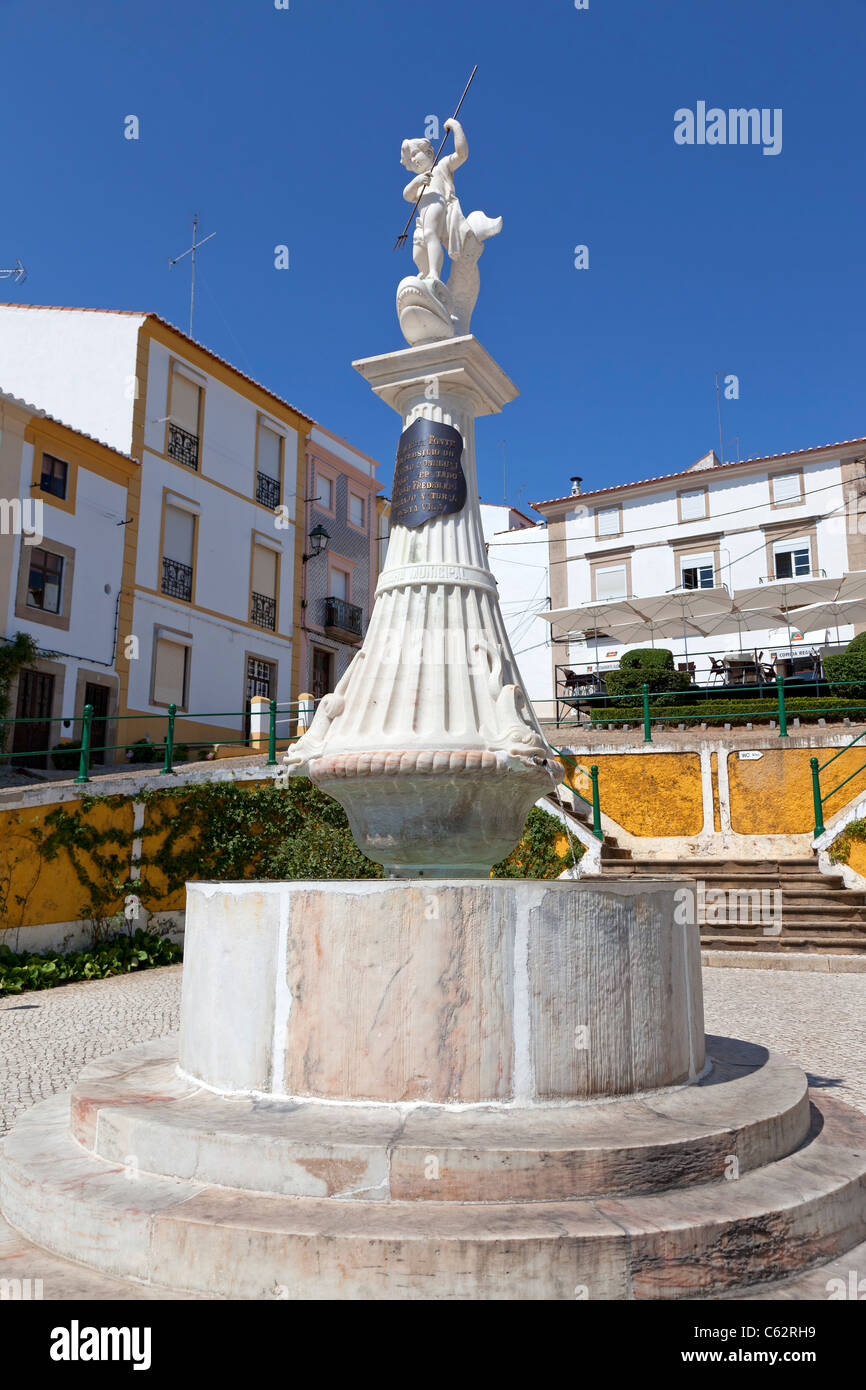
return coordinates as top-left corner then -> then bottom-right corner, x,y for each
631,588 -> 734,669
835,572 -> 866,605
786,597 -> 866,647
541,599 -> 649,679
698,603 -> 789,682
734,577 -> 841,659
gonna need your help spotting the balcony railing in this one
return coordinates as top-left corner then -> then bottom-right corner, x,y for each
251,590 -> 276,630
324,596 -> 363,638
256,471 -> 281,509
167,423 -> 199,470
161,557 -> 193,601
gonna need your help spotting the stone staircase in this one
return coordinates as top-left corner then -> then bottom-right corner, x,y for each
596,850 -> 866,953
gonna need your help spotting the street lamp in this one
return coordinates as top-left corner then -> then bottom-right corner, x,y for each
303,523 -> 331,561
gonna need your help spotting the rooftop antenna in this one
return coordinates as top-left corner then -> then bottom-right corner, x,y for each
0,258 -> 27,284
168,215 -> 216,337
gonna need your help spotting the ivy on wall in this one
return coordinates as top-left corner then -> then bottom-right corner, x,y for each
15,780 -> 579,931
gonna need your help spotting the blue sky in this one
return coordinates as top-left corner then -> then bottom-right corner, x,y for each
1,0 -> 863,506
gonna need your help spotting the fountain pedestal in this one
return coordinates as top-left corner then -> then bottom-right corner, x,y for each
284,336 -> 559,877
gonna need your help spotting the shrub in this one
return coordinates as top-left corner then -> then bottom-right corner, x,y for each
492,805 -> 582,878
605,647 -> 693,699
589,696 -> 866,726
0,929 -> 181,996
824,631 -> 866,698
829,817 -> 866,865
51,742 -> 81,772
126,737 -> 159,764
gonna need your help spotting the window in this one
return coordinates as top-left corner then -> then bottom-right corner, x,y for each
40,454 -> 69,500
256,424 -> 282,508
161,504 -> 195,601
680,554 -> 715,590
772,471 -> 802,506
594,564 -> 627,601
596,506 -> 621,538
317,474 -> 333,511
330,566 -> 349,601
679,488 -> 707,522
168,371 -> 202,469
27,548 -> 63,613
349,492 -> 365,528
773,538 -> 811,579
152,635 -> 190,707
251,543 -> 278,630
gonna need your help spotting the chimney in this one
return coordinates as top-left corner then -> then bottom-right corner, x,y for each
570,476 -> 583,496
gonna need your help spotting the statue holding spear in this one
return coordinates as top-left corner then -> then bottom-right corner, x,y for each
394,67 -> 502,345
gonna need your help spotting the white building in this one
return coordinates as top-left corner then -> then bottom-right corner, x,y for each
0,388 -> 138,765
487,439 -> 866,717
0,304 -> 314,752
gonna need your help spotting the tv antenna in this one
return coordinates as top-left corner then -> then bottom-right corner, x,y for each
168,215 -> 216,337
0,258 -> 27,284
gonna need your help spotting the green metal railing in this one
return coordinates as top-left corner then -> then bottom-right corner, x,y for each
550,746 -> 603,841
0,698 -> 315,785
555,676 -> 866,743
809,725 -> 866,838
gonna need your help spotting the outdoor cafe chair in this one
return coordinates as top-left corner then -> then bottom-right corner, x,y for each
708,657 -> 727,686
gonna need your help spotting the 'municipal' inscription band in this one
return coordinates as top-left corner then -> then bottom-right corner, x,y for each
375,563 -> 498,597
391,416 -> 467,527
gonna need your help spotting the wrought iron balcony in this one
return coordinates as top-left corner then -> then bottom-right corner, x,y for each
324,596 -> 363,640
251,590 -> 276,630
161,556 -> 193,601
167,423 -> 199,470
256,470 -> 281,509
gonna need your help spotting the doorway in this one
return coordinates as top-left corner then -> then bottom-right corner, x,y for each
11,669 -> 55,769
84,683 -> 111,765
244,657 -> 274,744
311,647 -> 335,701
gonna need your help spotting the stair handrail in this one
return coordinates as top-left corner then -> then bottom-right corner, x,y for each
550,745 -> 603,841
810,723 -> 866,838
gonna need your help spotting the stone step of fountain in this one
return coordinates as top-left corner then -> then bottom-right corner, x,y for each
2,1084 -> 865,1300
67,1037 -> 809,1205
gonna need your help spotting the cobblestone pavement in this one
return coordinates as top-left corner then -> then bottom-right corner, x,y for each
1,964 -> 864,1134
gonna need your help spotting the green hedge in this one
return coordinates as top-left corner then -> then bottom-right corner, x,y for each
605,647 -> 692,699
0,929 -> 181,996
589,696 -> 866,726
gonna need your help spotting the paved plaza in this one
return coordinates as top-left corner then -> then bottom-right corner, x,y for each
1,962 -> 864,1136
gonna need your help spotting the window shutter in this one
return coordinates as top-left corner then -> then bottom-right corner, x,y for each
597,507 -> 619,537
163,506 -> 195,564
680,489 -> 705,520
153,639 -> 187,705
595,565 -> 627,600
330,568 -> 349,601
252,544 -> 277,598
773,472 -> 800,504
258,426 -> 281,479
171,374 -> 201,434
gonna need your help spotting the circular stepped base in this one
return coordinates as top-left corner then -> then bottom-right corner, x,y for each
3,1036 -> 866,1300
69,1036 -> 809,1203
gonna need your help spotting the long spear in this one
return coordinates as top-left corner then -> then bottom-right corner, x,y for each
393,65 -> 478,251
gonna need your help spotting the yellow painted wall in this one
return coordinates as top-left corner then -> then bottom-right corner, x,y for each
0,800 -> 134,929
561,752 -> 704,837
728,749 -> 866,835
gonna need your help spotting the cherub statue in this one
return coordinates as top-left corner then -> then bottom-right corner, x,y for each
396,118 -> 501,345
